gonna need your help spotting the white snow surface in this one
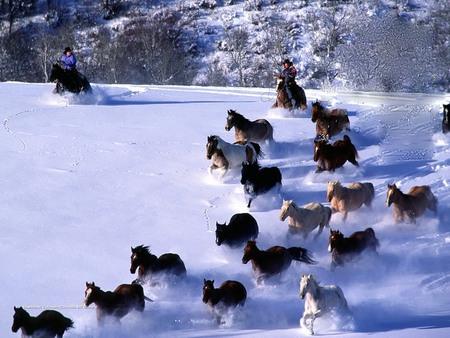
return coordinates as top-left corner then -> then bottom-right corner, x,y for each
1,82 -> 450,337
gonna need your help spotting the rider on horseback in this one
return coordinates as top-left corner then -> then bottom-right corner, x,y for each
280,59 -> 301,107
54,47 -> 83,93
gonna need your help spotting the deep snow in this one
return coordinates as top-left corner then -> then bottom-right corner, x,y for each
1,82 -> 450,337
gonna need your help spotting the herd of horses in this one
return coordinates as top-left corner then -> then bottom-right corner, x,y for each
12,88 -> 445,337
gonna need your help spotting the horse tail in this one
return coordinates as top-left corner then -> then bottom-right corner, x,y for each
144,295 -> 154,302
365,227 -> 381,249
250,142 -> 264,159
424,187 -> 438,214
288,247 -> 317,265
343,135 -> 359,159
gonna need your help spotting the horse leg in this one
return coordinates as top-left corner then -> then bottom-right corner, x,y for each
300,312 -> 312,333
341,210 -> 348,222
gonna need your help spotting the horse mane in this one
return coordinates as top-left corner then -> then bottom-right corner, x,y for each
133,245 -> 155,258
305,274 -> 321,288
228,109 -> 250,127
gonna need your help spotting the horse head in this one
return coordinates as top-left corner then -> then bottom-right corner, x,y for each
48,63 -> 63,82
202,279 -> 215,303
84,282 -> 99,307
311,101 -> 322,122
240,161 -> 258,185
313,140 -> 327,162
225,110 -> 236,131
326,181 -> 340,202
206,135 -> 218,159
242,240 -> 257,264
299,273 -> 316,299
328,229 -> 343,253
385,183 -> 398,207
279,199 -> 294,221
215,222 -> 226,246
11,307 -> 29,333
130,245 -> 151,273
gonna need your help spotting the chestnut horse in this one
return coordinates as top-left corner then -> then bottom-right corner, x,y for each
225,109 -> 274,143
326,181 -> 375,222
271,76 -> 307,111
385,184 -> 438,223
311,101 -> 350,141
242,240 -> 316,284
313,135 -> 359,173
328,228 -> 380,271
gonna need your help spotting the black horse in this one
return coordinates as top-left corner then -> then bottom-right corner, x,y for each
215,213 -> 259,247
49,63 -> 92,94
240,161 -> 282,208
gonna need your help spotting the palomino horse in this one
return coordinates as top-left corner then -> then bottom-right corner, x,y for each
84,282 -> 152,324
313,135 -> 359,173
12,306 -> 73,338
326,181 -> 375,222
299,274 -> 350,335
215,213 -> 259,247
271,76 -> 307,111
130,245 -> 187,285
240,161 -> 282,208
385,184 -> 438,223
328,228 -> 380,271
206,135 -> 262,181
442,104 -> 449,134
49,63 -> 92,94
311,101 -> 350,141
279,199 -> 332,239
202,279 -> 247,323
242,240 -> 316,284
225,109 -> 274,143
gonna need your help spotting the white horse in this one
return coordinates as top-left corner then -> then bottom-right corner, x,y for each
299,274 -> 350,335
279,200 -> 332,239
206,135 -> 261,181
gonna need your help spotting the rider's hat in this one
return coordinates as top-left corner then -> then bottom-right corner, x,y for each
64,47 -> 72,53
283,59 -> 291,65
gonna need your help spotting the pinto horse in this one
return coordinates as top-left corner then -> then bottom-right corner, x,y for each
326,181 -> 375,222
202,279 -> 247,323
12,306 -> 73,338
49,63 -> 92,94
279,199 -> 332,239
328,228 -> 380,271
443,104 -> 450,134
299,274 -> 350,335
242,240 -> 316,284
313,134 -> 359,173
225,109 -> 274,143
206,135 -> 262,181
240,161 -> 282,208
271,76 -> 307,111
130,245 -> 186,285
385,184 -> 438,223
84,282 -> 152,325
311,101 -> 350,141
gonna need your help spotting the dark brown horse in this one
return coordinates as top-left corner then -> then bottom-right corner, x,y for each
49,63 -> 92,94
83,282 -> 152,325
225,109 -> 274,143
242,240 -> 316,284
12,306 -> 73,338
328,228 -> 380,271
202,279 -> 247,322
385,184 -> 438,223
313,135 -> 359,173
130,245 -> 186,285
443,104 -> 449,134
271,76 -> 307,111
311,101 -> 350,141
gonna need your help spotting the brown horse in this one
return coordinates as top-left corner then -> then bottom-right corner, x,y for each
206,135 -> 262,181
311,101 -> 350,141
271,76 -> 307,111
202,279 -> 247,322
242,240 -> 316,284
12,306 -> 73,338
225,109 -> 274,143
443,104 -> 449,134
130,245 -> 187,285
84,282 -> 152,325
326,181 -> 375,222
279,199 -> 332,239
328,228 -> 380,271
313,135 -> 359,173
385,184 -> 438,223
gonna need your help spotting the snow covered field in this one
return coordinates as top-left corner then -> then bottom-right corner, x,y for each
1,82 -> 449,337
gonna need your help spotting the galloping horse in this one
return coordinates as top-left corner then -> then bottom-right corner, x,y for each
242,240 -> 316,284
49,63 -> 92,94
202,279 -> 247,323
84,282 -> 152,325
328,228 -> 380,271
225,109 -> 274,143
442,104 -> 449,134
271,76 -> 307,111
385,184 -> 438,223
240,161 -> 282,208
215,213 -> 259,247
311,101 -> 350,141
279,199 -> 332,239
206,135 -> 262,181
299,274 -> 350,335
130,245 -> 187,285
326,181 -> 375,222
12,306 -> 73,338
313,135 -> 359,173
